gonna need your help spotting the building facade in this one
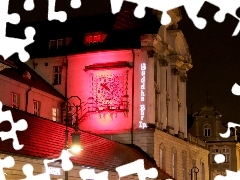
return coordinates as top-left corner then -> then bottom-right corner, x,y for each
23,8 -> 210,180
188,106 -> 240,180
0,60 -> 65,121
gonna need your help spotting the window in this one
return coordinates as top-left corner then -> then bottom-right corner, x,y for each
84,32 -> 107,45
211,148 -> 218,163
52,108 -> 59,121
222,148 -> 230,163
211,147 -> 230,163
33,100 -> 40,116
159,145 -> 166,171
203,124 -> 211,137
182,151 -> 187,180
53,66 -> 62,85
172,149 -> 177,179
49,40 -> 56,49
11,93 -> 20,109
57,39 -> 63,49
201,162 -> 205,180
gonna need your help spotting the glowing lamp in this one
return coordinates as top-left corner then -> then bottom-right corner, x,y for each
70,132 -> 83,154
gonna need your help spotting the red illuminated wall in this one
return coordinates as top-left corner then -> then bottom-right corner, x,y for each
67,49 -> 147,134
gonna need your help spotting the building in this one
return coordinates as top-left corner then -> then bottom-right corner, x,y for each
188,106 -> 240,179
0,58 -> 65,121
0,58 -> 173,180
0,105 -> 173,180
23,8 -> 209,180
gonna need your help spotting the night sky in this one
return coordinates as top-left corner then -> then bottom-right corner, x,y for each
9,0 -> 240,124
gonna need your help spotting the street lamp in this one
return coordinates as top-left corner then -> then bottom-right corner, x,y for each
62,96 -> 84,180
189,167 -> 199,180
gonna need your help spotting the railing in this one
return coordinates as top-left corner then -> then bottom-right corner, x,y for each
187,133 -> 207,148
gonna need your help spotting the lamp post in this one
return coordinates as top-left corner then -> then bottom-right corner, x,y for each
189,167 -> 199,180
62,96 -> 83,180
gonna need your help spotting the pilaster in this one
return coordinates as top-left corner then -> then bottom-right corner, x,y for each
146,49 -> 155,125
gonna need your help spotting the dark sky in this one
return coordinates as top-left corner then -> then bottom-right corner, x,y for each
9,0 -> 240,123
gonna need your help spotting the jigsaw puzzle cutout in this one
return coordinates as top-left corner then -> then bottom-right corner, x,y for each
0,0 -> 35,62
21,150 -> 73,180
0,101 -> 158,179
0,156 -> 15,180
109,0 -> 240,36
116,159 -> 158,180
213,112 -> 240,179
0,0 -> 82,62
79,169 -> 109,180
0,101 -> 28,150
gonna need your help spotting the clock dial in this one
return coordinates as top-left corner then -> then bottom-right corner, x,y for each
93,73 -> 127,109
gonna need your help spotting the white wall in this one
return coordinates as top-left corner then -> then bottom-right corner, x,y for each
0,75 -> 63,121
26,56 -> 66,96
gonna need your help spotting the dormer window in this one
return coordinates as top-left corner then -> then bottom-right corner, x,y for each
57,39 -> 63,49
49,39 -> 64,49
49,40 -> 56,49
203,124 -> 211,137
84,32 -> 107,46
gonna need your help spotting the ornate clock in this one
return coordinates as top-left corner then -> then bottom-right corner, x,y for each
93,73 -> 127,110
85,61 -> 132,113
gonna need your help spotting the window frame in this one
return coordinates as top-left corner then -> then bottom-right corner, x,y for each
222,147 -> 230,163
182,151 -> 187,180
201,161 -> 205,180
11,92 -> 20,109
203,123 -> 211,137
159,144 -> 166,171
49,40 -> 56,49
52,66 -> 62,85
211,147 -> 219,163
171,149 -> 177,179
52,108 -> 59,121
57,39 -> 63,49
33,100 -> 40,116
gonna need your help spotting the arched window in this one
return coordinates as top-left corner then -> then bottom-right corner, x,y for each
159,144 -> 166,171
172,148 -> 177,178
203,124 -> 211,137
182,151 -> 187,180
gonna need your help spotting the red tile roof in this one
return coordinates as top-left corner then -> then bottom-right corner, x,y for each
0,106 -> 173,179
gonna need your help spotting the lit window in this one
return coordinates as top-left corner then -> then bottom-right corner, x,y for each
33,100 -> 40,116
49,40 -> 56,49
57,39 -> 63,49
84,32 -> 107,46
53,66 -> 62,85
11,93 -> 20,109
211,148 -> 219,163
52,108 -> 59,121
222,148 -> 230,163
203,124 -> 211,137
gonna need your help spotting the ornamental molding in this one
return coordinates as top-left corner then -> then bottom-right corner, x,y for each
140,34 -> 156,47
154,54 -> 169,67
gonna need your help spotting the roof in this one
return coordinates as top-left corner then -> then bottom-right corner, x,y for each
0,105 -> 173,179
9,9 -> 160,59
0,60 -> 65,99
192,106 -> 222,117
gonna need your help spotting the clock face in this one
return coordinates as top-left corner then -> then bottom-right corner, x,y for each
92,73 -> 127,109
